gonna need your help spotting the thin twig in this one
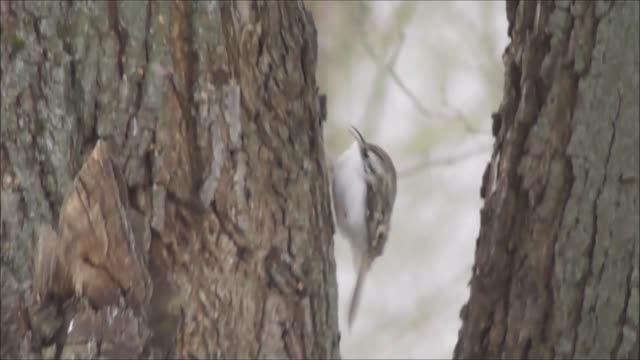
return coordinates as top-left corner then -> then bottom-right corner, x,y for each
387,30 -> 405,67
357,31 -> 405,134
359,33 -> 478,134
398,143 -> 492,178
365,32 -> 405,130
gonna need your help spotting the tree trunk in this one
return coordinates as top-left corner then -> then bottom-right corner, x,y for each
1,1 -> 339,359
454,1 -> 639,359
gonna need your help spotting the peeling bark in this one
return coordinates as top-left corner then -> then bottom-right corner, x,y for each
455,1 -> 639,359
1,1 -> 338,359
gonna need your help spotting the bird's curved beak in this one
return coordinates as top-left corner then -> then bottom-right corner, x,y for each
349,126 -> 366,146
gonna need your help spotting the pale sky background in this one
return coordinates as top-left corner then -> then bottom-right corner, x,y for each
308,1 -> 509,358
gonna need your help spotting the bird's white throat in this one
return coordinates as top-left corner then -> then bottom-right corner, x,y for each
332,142 -> 368,264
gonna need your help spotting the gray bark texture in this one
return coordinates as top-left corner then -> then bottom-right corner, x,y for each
454,1 -> 639,359
1,1 -> 339,359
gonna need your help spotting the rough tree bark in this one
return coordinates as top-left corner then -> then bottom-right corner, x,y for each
455,1 -> 639,359
1,1 -> 339,359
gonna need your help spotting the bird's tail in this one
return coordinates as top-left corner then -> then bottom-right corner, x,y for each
348,258 -> 371,329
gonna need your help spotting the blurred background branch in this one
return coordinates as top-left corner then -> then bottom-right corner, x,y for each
359,32 -> 479,134
398,143 -> 492,178
354,1 -> 480,136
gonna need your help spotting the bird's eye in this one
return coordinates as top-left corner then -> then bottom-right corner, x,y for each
366,152 -> 384,176
359,145 -> 369,160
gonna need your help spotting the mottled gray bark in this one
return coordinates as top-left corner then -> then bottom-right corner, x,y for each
1,1 -> 339,359
454,1 -> 639,359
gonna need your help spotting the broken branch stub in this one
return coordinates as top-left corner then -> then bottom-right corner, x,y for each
34,140 -> 151,309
